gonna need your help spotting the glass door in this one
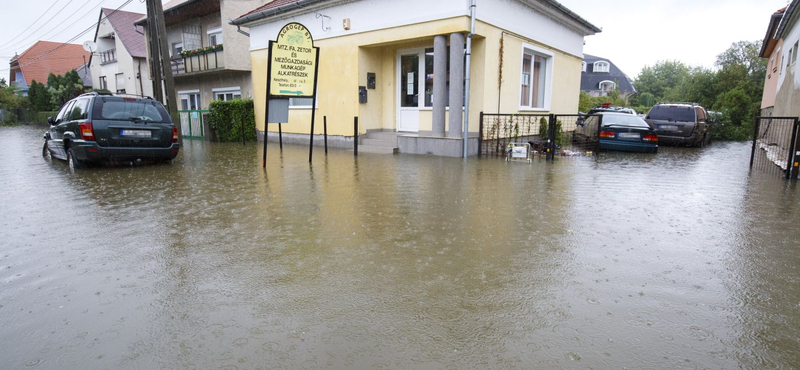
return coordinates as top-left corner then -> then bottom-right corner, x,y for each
398,51 -> 421,132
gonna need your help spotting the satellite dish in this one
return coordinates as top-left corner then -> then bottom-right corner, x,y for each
82,41 -> 97,53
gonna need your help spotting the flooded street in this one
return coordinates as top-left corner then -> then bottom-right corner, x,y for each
2,124 -> 800,369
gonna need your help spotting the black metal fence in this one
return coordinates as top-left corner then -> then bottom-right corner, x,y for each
478,112 -> 601,159
750,116 -> 800,180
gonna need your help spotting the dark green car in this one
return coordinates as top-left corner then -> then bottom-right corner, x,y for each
43,92 -> 180,168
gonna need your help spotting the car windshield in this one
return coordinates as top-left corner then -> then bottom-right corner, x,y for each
601,114 -> 650,128
647,106 -> 696,122
92,98 -> 171,122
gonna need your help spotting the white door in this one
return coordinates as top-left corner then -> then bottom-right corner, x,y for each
397,49 -> 423,132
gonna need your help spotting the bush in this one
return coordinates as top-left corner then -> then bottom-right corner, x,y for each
35,111 -> 58,124
208,99 -> 256,142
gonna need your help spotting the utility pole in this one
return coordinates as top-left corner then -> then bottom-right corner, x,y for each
144,0 -> 162,103
145,0 -> 181,142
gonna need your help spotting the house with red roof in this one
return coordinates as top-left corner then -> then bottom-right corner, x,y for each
9,41 -> 90,96
89,8 -> 154,97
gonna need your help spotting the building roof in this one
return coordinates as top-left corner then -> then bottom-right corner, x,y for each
776,0 -> 800,39
231,0 -> 601,33
10,41 -> 90,86
99,8 -> 147,58
580,54 -> 635,93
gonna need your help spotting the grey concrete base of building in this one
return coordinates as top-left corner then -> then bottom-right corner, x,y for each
257,130 -> 480,157
398,135 -> 479,157
257,130 -> 355,149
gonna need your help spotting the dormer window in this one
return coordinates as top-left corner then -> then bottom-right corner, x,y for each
594,61 -> 610,73
581,61 -> 586,72
599,80 -> 615,92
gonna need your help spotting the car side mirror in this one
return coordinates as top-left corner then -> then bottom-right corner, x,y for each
47,117 -> 55,125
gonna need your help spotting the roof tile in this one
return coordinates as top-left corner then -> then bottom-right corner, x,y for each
13,41 -> 90,85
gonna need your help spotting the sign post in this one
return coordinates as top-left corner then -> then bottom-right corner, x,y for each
262,22 -> 319,168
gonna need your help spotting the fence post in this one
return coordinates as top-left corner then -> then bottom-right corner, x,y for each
750,116 -> 760,169
309,117 -> 314,163
546,114 -> 556,161
789,118 -> 800,180
478,111 -> 484,157
279,123 -> 283,150
354,117 -> 359,156
324,116 -> 328,154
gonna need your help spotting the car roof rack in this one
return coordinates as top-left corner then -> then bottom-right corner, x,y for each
80,91 -> 155,100
79,91 -> 114,97
655,102 -> 699,106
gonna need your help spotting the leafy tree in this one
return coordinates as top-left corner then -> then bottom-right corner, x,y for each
634,60 -> 690,101
46,70 -> 85,109
28,80 -> 52,111
715,86 -> 752,126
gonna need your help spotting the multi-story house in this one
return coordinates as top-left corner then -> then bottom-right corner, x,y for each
135,0 -> 269,111
9,41 -> 89,96
580,54 -> 636,100
760,2 -> 798,118
89,8 -> 154,97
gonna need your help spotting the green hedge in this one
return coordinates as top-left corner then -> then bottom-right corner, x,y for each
36,111 -> 58,124
208,99 -> 256,142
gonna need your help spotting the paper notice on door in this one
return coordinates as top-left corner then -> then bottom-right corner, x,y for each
407,72 -> 414,95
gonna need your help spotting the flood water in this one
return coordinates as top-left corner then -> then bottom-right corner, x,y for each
2,124 -> 800,369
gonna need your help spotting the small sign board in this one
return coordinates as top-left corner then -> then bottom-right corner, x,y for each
269,23 -> 318,98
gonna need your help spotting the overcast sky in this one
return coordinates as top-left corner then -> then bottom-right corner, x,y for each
0,0 -> 793,81
558,0 -> 791,77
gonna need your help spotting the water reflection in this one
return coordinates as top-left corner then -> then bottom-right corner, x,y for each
1,125 -> 799,369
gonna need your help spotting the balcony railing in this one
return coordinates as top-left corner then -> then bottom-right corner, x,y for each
99,48 -> 117,64
171,45 -> 224,75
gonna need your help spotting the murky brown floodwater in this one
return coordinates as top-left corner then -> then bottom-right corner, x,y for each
2,124 -> 800,369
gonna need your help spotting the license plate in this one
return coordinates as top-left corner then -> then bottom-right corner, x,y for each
121,129 -> 151,138
659,125 -> 678,130
618,133 -> 640,139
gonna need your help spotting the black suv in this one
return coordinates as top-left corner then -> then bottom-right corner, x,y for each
644,103 -> 711,147
43,92 -> 180,168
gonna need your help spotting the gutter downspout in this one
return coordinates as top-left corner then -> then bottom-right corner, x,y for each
463,0 -> 476,159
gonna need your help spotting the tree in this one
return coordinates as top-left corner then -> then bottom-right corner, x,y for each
28,80 -> 52,111
46,70 -> 86,109
634,60 -> 690,101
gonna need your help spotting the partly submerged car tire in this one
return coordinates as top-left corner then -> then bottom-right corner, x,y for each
67,148 -> 84,169
42,141 -> 52,161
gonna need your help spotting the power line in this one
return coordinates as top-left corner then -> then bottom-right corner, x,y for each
0,1 -> 64,50
0,0 -> 63,50
9,0 -> 134,71
0,0 -> 80,54
37,0 -> 110,46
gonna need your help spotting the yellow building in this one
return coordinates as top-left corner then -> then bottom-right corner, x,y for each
230,0 -> 600,156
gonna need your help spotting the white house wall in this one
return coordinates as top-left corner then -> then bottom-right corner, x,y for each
246,0 -> 585,57
778,20 -> 800,92
91,16 -> 154,97
247,0 -> 466,50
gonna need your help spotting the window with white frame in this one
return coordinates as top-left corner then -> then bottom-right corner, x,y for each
599,80 -> 615,92
213,86 -> 241,101
519,45 -> 552,109
793,41 -> 799,65
207,27 -> 223,47
581,61 -> 586,72
593,61 -> 610,73
179,90 -> 201,110
115,73 -> 125,94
